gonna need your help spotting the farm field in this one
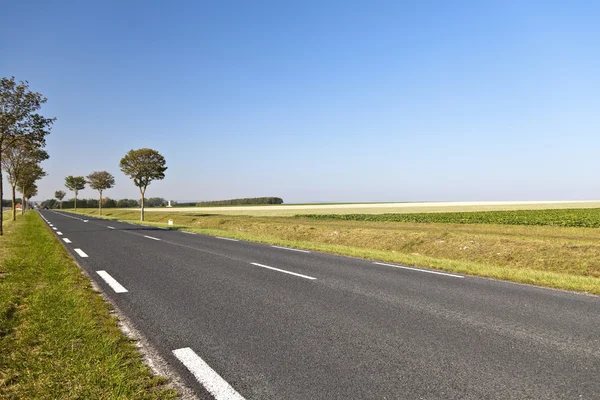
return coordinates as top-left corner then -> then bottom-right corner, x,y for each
71,206 -> 600,294
143,200 -> 600,216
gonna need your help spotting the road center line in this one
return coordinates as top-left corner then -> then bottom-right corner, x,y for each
250,262 -> 316,280
373,262 -> 464,278
107,226 -> 115,229
216,236 -> 239,242
63,238 -> 72,243
271,245 -> 310,253
172,347 -> 245,400
144,235 -> 161,241
96,271 -> 128,293
74,248 -> 89,258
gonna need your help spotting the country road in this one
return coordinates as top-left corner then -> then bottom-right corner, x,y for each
38,210 -> 600,400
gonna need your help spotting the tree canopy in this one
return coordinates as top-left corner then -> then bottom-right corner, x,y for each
119,148 -> 167,221
65,176 -> 86,209
87,171 -> 115,215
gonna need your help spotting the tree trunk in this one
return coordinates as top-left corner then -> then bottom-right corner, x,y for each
11,185 -> 16,221
60,201 -> 62,209
74,194 -> 77,210
21,192 -> 25,215
99,191 -> 103,216
140,192 -> 145,221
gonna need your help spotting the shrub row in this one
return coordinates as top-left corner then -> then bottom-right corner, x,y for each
296,208 -> 600,228
196,197 -> 283,206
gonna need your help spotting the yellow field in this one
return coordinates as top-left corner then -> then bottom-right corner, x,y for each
144,200 -> 600,216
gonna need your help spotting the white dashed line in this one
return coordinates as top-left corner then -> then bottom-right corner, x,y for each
173,347 -> 245,400
57,231 -> 63,235
96,271 -> 128,293
74,248 -> 89,258
63,238 -> 72,243
144,235 -> 161,241
52,227 -> 57,230
373,262 -> 464,278
107,226 -> 115,229
216,236 -> 239,242
182,231 -> 197,235
250,262 -> 316,280
271,245 -> 310,253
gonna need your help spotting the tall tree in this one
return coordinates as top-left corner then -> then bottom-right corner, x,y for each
64,176 -> 86,210
119,148 -> 167,221
17,163 -> 45,215
86,171 -> 115,215
0,77 -> 54,234
2,140 -> 48,220
55,190 -> 66,209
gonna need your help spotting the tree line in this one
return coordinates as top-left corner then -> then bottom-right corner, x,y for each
40,197 -> 169,209
0,77 -> 54,234
196,197 -> 284,206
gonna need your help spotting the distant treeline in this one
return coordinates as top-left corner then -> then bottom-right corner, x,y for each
39,197 -> 172,209
196,197 -> 284,207
2,199 -> 22,207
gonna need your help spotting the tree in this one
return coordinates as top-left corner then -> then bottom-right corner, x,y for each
0,77 -> 54,233
17,163 -> 45,215
2,140 -> 48,220
86,171 -> 115,215
55,190 -> 66,209
64,176 -> 86,210
119,148 -> 167,221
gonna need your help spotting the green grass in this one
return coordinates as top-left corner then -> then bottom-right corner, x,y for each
298,208 -> 600,228
72,208 -> 600,295
0,212 -> 178,399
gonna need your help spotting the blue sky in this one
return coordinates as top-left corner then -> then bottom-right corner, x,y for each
2,1 -> 599,203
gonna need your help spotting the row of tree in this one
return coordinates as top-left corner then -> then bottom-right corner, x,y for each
0,77 -> 54,234
196,197 -> 284,206
53,148 -> 167,220
42,197 -> 169,209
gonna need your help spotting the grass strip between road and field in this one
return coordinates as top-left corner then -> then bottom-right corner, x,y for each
70,209 -> 600,295
0,212 -> 178,399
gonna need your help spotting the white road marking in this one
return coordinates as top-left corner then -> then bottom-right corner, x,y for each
182,231 -> 197,235
83,220 -> 89,223
52,227 -> 57,230
63,238 -> 72,243
74,248 -> 89,258
216,236 -> 239,242
271,245 -> 310,253
96,271 -> 128,293
250,262 -> 316,280
107,226 -> 115,229
144,235 -> 161,241
373,262 -> 464,278
172,347 -> 245,400
49,224 -> 53,227
57,231 -> 63,235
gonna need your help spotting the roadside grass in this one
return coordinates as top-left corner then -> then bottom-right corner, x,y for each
71,209 -> 600,295
0,212 -> 178,399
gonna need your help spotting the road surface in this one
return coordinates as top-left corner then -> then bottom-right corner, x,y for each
38,210 -> 600,399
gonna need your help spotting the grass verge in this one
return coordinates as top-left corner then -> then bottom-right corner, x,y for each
70,209 -> 600,295
0,212 -> 178,399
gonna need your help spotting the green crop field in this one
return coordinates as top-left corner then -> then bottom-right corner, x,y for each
298,208 -> 600,228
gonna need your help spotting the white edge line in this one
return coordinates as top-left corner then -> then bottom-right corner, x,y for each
250,262 -> 316,280
172,347 -> 245,400
215,236 -> 239,242
96,270 -> 128,293
74,248 -> 89,258
57,231 -> 63,235
373,262 -> 464,278
52,227 -> 57,230
107,226 -> 115,229
63,238 -> 72,243
144,235 -> 161,241
182,231 -> 197,235
271,245 -> 310,253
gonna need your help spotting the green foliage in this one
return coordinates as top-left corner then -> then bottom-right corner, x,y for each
64,176 -> 86,193
54,190 -> 66,201
145,197 -> 167,207
119,148 -> 167,193
116,198 -> 140,208
196,197 -> 284,206
297,208 -> 600,228
86,171 -> 115,192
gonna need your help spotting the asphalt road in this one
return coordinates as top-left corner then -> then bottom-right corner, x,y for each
38,210 -> 600,399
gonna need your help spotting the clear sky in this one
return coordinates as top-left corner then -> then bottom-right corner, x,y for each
2,0 -> 599,203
